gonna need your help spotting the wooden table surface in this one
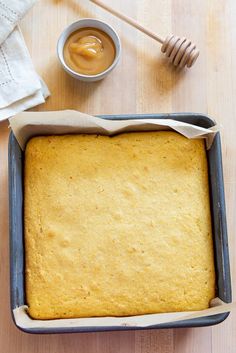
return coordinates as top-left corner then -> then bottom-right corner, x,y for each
0,0 -> 235,352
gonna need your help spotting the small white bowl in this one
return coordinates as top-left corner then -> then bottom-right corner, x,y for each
57,18 -> 121,82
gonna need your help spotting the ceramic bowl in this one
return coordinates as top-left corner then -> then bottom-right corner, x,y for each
57,18 -> 121,82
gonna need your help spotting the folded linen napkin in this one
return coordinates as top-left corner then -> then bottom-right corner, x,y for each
0,0 -> 49,121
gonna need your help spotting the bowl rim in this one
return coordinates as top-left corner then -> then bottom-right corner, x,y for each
57,18 -> 122,79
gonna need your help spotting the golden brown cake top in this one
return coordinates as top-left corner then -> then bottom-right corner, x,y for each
24,132 -> 215,319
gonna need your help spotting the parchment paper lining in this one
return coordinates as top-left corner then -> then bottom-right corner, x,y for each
9,110 -> 232,330
9,110 -> 218,150
13,300 -> 236,329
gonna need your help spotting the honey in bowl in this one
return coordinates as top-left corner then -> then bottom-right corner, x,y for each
63,27 -> 116,76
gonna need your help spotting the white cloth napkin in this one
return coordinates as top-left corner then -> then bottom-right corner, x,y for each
0,0 -> 49,122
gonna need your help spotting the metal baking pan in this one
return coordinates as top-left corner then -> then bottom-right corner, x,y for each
8,113 -> 231,334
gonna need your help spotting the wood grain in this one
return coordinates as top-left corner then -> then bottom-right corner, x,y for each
0,0 -> 235,352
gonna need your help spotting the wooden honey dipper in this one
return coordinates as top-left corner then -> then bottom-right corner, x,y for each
90,0 -> 200,68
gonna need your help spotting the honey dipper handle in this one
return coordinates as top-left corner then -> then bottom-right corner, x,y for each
90,0 -> 165,44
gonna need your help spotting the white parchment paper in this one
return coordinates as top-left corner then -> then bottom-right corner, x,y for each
13,299 -> 236,329
9,110 -> 232,330
9,110 -> 218,150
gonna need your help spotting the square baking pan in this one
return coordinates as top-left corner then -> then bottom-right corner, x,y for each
8,113 -> 232,334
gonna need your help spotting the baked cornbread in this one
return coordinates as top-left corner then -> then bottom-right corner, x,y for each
24,132 -> 215,320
